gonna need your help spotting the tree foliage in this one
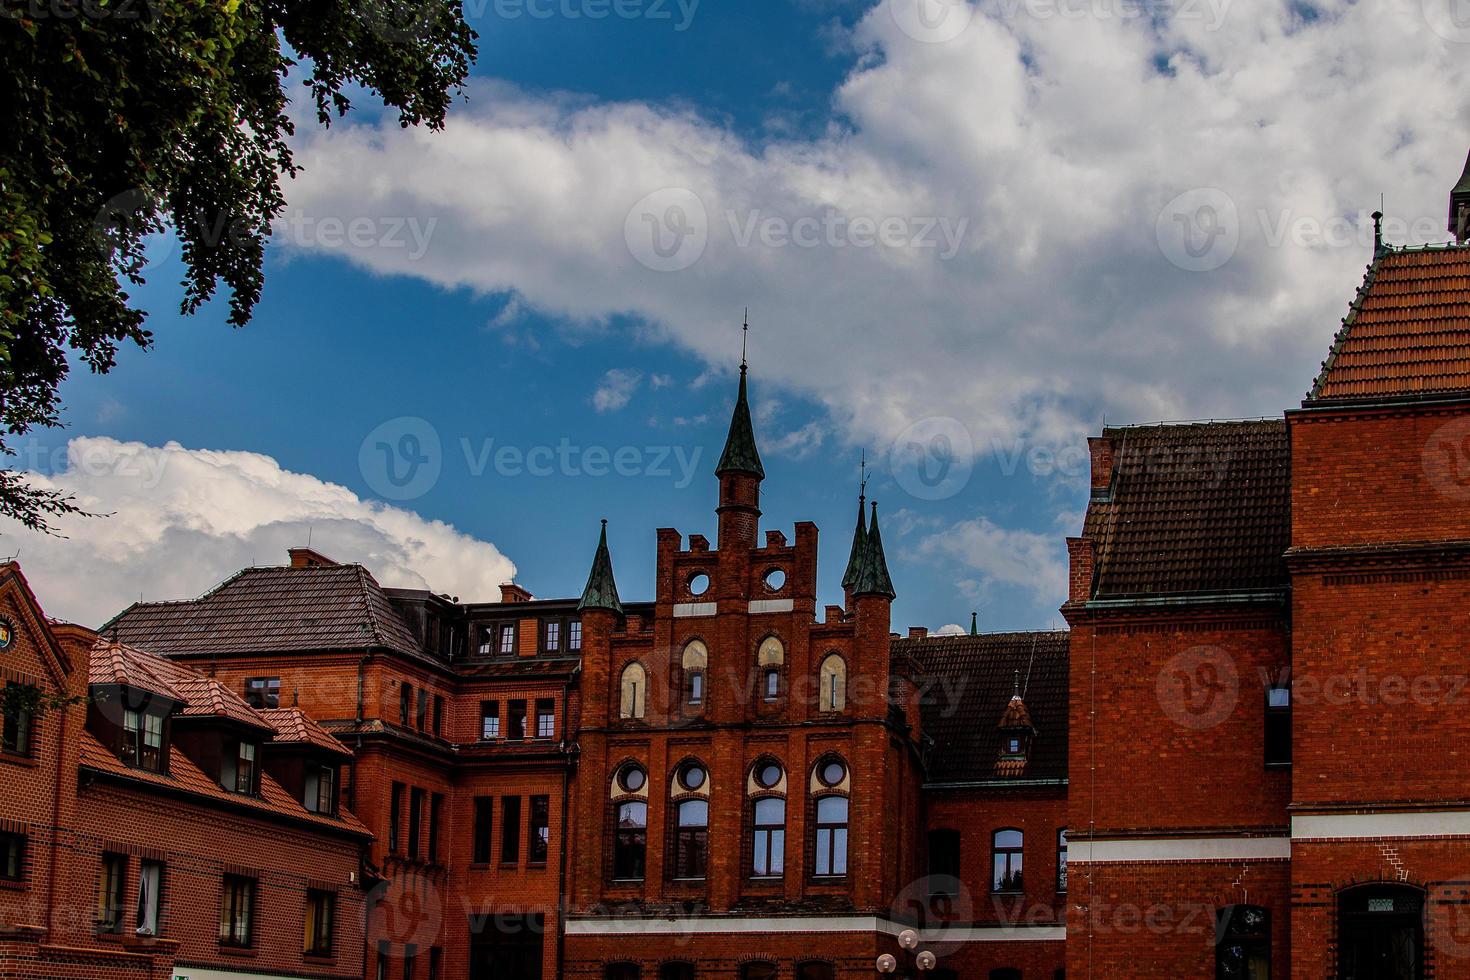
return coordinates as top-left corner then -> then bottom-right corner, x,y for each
0,0 -> 476,530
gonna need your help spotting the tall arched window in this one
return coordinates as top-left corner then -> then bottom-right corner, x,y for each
813,796 -> 848,877
818,654 -> 846,712
752,797 -> 785,878
673,799 -> 709,880
613,801 -> 647,881
992,829 -> 1023,893
605,964 -> 640,980
758,636 -> 784,702
681,640 -> 707,707
619,662 -> 647,720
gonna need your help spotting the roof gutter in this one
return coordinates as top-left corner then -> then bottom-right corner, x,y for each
1084,589 -> 1286,610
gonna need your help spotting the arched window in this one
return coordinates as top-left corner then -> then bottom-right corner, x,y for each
813,796 -> 848,877
673,799 -> 709,879
1218,904 -> 1272,979
681,640 -> 707,707
752,797 -> 785,877
796,962 -> 834,980
605,964 -> 640,980
992,829 -> 1023,893
758,637 -> 784,702
659,964 -> 695,980
740,964 -> 778,980
613,801 -> 647,881
818,654 -> 846,712
619,662 -> 647,720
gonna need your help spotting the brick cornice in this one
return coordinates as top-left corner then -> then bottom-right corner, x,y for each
1285,538 -> 1470,572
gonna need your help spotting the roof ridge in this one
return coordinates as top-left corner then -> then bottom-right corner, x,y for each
1308,254 -> 1385,402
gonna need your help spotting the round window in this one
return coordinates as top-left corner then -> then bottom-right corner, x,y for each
618,765 -> 646,794
756,762 -> 783,789
819,759 -> 847,787
679,763 -> 707,791
763,568 -> 786,592
688,573 -> 711,597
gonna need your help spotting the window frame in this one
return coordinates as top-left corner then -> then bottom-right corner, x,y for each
751,796 -> 786,879
218,873 -> 255,948
480,700 -> 500,740
472,796 -> 494,865
1057,827 -> 1068,894
408,787 -> 426,859
97,853 -> 128,934
501,796 -> 522,865
672,798 -> 710,881
534,699 -> 556,740
136,859 -> 164,936
529,794 -> 550,865
304,888 -> 336,957
544,620 -> 561,652
1264,681 -> 1291,768
243,677 -> 280,709
812,795 -> 849,878
2,682 -> 35,757
568,619 -> 583,652
427,792 -> 444,864
389,782 -> 404,853
613,799 -> 648,882
992,828 -> 1024,894
507,699 -> 527,741
0,831 -> 25,883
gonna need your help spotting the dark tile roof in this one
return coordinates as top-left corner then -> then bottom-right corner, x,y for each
895,631 -> 1069,784
1308,244 -> 1470,403
103,564 -> 427,663
1084,420 -> 1290,598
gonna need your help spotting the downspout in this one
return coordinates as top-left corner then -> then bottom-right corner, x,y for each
555,666 -> 579,977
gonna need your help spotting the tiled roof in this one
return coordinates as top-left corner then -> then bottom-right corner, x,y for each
104,564 -> 426,662
896,631 -> 1069,784
1083,420 -> 1290,598
1309,244 -> 1470,403
78,731 -> 370,838
88,640 -> 183,702
257,707 -> 353,757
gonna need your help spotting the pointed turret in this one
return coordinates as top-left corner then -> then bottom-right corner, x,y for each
853,501 -> 896,599
1451,148 -> 1470,243
715,365 -> 765,479
577,520 -> 623,615
970,611 -> 978,636
841,491 -> 867,592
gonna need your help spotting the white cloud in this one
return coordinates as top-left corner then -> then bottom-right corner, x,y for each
934,623 -> 966,636
915,515 -> 1069,605
280,0 -> 1470,461
766,420 -> 830,460
0,438 -> 516,627
593,368 -> 643,412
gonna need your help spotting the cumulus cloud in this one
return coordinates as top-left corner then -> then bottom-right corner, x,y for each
915,515 -> 1068,605
278,0 -> 1470,463
934,623 -> 967,635
593,368 -> 644,412
0,438 -> 516,627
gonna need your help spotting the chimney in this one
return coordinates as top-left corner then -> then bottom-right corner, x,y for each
288,547 -> 337,568
908,627 -> 928,639
1088,436 -> 1116,500
500,583 -> 533,604
1066,537 -> 1095,605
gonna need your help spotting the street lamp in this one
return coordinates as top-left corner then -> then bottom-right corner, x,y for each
876,929 -> 936,976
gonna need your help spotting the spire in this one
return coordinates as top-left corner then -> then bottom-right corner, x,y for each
577,519 -> 624,615
970,611 -> 978,636
853,501 -> 896,599
1451,148 -> 1470,243
715,320 -> 765,478
841,454 -> 868,592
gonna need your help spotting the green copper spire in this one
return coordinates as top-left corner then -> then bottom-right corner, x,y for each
1451,149 -> 1470,240
716,364 -> 765,479
577,519 -> 624,615
854,501 -> 896,599
841,490 -> 867,592
970,611 -> 978,635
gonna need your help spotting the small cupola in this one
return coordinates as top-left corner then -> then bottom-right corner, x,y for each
1450,148 -> 1470,244
995,672 -> 1036,777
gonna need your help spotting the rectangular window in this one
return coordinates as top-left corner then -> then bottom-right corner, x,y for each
428,793 -> 444,864
535,699 -> 555,740
399,684 -> 413,726
377,941 -> 391,980
544,621 -> 560,652
408,787 -> 425,858
529,795 -> 550,865
472,797 -> 494,864
0,832 -> 24,882
2,683 -> 34,756
992,829 -> 1024,893
305,889 -> 335,957
499,625 -> 516,655
136,860 -> 164,936
244,677 -> 280,709
219,874 -> 255,947
122,707 -> 164,771
389,782 -> 404,852
501,796 -> 522,865
305,763 -> 336,814
568,620 -> 582,652
480,701 -> 500,740
813,797 -> 848,877
1265,683 -> 1291,767
234,741 -> 256,794
927,828 -> 961,893
403,943 -> 419,980
97,853 -> 126,933
478,628 -> 495,656
507,700 -> 527,741
415,688 -> 428,730
432,695 -> 444,736
1057,828 -> 1069,893
428,948 -> 442,980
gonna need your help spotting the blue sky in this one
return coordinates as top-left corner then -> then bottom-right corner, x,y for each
17,0 -> 1470,630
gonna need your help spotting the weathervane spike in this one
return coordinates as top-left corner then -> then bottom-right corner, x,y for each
859,450 -> 868,498
741,309 -> 749,370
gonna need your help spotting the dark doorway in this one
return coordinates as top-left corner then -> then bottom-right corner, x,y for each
1338,886 -> 1424,980
469,912 -> 544,980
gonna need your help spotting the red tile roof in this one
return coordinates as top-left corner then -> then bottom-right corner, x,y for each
1309,244 -> 1470,403
1083,420 -> 1290,598
89,639 -> 273,730
257,707 -> 353,757
104,563 -> 426,662
895,631 -> 1069,784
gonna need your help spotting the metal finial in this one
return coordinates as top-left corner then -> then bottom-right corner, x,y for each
1013,669 -> 1021,698
741,309 -> 749,371
859,450 -> 868,499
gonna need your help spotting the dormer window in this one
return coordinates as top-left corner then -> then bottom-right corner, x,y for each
122,706 -> 166,772
221,738 -> 258,795
305,762 -> 337,815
